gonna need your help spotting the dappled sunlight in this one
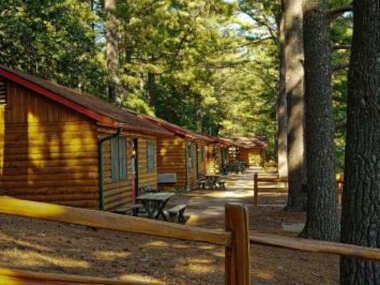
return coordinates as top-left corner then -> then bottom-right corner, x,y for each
11,239 -> 52,253
175,257 -> 218,275
93,250 -> 131,261
119,273 -> 164,284
171,243 -> 190,249
211,249 -> 225,258
27,112 -> 46,168
144,240 -> 170,248
0,196 -> 67,218
254,270 -> 275,281
204,190 -> 252,199
0,249 -> 89,268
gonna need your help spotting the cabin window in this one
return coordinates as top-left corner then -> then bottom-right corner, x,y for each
0,78 -> 7,105
146,141 -> 156,172
110,136 -> 127,182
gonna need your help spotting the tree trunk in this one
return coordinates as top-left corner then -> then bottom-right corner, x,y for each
277,0 -> 288,178
284,0 -> 306,210
340,0 -> 380,283
105,0 -> 122,104
147,72 -> 156,111
300,0 -> 339,241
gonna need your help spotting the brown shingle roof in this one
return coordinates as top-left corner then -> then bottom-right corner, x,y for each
141,114 -> 216,143
230,136 -> 267,149
0,66 -> 172,137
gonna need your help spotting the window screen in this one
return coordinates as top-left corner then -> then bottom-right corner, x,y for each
111,137 -> 127,182
146,141 -> 156,172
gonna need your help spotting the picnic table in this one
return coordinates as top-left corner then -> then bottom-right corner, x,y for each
136,192 -> 175,220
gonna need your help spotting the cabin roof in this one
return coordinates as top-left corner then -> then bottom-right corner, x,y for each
0,66 -> 172,137
217,137 -> 241,148
141,115 -> 217,144
229,136 -> 267,149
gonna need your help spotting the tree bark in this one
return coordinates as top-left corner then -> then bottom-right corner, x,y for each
105,0 -> 122,104
284,0 -> 307,210
300,0 -> 339,241
277,0 -> 288,179
147,72 -> 156,111
340,0 -> 380,283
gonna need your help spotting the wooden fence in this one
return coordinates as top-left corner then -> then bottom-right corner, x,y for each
253,173 -> 345,206
0,196 -> 250,285
250,231 -> 380,261
0,196 -> 379,285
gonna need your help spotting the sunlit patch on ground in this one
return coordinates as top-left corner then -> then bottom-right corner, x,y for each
0,167 -> 339,284
93,250 -> 131,261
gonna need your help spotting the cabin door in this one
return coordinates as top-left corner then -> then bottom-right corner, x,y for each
132,138 -> 139,201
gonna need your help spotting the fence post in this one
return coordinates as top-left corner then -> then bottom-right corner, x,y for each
225,203 -> 250,285
253,173 -> 258,206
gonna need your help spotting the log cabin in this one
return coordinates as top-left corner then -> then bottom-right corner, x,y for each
0,66 -> 172,211
141,115 -> 216,190
228,137 -> 267,167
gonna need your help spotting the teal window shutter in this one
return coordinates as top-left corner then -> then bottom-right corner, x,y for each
118,137 -> 127,180
110,137 -> 127,182
146,141 -> 156,172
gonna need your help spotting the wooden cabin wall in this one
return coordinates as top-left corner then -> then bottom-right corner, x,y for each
101,137 -> 132,211
157,137 -> 186,189
0,80 -> 99,209
237,148 -> 263,166
137,137 -> 157,189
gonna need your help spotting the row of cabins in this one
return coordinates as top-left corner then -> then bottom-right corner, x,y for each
0,66 -> 266,211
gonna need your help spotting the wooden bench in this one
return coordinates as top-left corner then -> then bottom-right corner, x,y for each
112,204 -> 143,216
197,177 -> 207,189
166,204 -> 187,223
216,178 -> 226,190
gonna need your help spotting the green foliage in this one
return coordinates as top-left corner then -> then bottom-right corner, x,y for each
330,0 -> 352,171
0,0 -> 107,96
0,0 -> 352,164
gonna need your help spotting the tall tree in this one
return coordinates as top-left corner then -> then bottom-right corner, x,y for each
105,0 -> 122,103
340,0 -> 380,283
300,0 -> 339,240
276,0 -> 288,178
284,0 -> 306,210
0,0 -> 106,95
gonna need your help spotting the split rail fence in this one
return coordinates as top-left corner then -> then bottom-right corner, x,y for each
0,196 -> 249,285
253,173 -> 345,206
0,196 -> 379,285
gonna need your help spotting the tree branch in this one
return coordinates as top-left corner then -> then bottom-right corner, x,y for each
333,44 -> 351,50
335,119 -> 346,131
332,62 -> 350,72
328,4 -> 353,21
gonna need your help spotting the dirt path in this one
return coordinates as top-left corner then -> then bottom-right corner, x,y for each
0,168 -> 339,284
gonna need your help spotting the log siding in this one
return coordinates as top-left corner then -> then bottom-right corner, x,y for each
0,80 -> 99,209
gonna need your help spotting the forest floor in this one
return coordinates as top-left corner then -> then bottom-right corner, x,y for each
0,168 -> 339,284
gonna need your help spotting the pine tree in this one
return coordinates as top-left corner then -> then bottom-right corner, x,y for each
340,0 -> 380,283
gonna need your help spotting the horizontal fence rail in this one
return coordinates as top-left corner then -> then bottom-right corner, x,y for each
0,267 -> 160,285
0,196 -> 231,246
253,173 -> 345,205
0,196 -> 249,285
250,231 -> 380,261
